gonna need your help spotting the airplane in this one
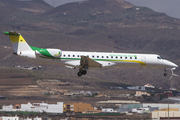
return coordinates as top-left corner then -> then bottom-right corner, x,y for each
4,31 -> 178,77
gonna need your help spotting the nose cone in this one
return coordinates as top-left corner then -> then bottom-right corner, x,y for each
174,63 -> 178,68
164,60 -> 178,68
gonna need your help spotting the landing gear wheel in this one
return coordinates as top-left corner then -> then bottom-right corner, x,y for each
77,72 -> 82,77
82,70 -> 87,75
164,73 -> 167,76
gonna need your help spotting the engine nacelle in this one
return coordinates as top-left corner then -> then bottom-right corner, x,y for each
18,51 -> 36,59
35,48 -> 62,58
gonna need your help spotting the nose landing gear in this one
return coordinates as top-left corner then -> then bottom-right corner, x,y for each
164,73 -> 168,76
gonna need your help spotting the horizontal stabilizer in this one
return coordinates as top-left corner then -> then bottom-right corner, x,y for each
4,31 -> 20,36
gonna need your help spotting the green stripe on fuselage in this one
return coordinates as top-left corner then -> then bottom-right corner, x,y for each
30,46 -> 42,51
30,46 -> 57,59
61,58 -> 146,65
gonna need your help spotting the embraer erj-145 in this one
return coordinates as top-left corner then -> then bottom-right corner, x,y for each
4,31 -> 178,77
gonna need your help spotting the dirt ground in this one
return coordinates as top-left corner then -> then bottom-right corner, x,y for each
0,72 -> 127,107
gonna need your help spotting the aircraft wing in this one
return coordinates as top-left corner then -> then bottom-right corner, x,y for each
79,56 -> 102,69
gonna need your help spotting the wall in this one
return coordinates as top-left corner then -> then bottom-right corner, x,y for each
152,111 -> 180,120
65,102 -> 94,113
0,116 -> 19,120
143,103 -> 180,111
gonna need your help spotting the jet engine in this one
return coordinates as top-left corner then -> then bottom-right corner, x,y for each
18,51 -> 36,59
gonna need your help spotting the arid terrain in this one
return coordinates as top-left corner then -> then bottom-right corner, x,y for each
0,67 -> 139,107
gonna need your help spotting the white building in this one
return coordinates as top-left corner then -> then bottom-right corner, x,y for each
24,117 -> 32,120
132,108 -> 149,113
127,86 -> 145,91
33,116 -> 42,120
135,91 -> 150,97
1,102 -> 63,113
0,116 -> 19,120
24,117 -> 41,120
102,108 -> 116,112
143,103 -> 180,111
1,105 -> 14,111
144,83 -> 155,88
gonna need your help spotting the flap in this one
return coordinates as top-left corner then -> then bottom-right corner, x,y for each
80,56 -> 102,69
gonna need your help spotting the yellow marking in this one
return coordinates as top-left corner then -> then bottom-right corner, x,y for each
9,35 -> 26,43
54,52 -> 60,56
120,60 -> 146,65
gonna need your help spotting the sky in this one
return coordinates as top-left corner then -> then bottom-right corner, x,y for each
43,0 -> 86,7
125,0 -> 180,19
43,0 -> 180,19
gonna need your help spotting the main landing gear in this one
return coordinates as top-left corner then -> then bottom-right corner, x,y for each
77,69 -> 87,77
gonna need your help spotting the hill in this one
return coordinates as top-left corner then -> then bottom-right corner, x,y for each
0,0 -> 180,89
39,0 -> 180,60
0,0 -> 52,14
42,0 -> 180,28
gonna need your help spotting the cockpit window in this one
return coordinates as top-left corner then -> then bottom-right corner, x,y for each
157,56 -> 161,59
157,56 -> 164,59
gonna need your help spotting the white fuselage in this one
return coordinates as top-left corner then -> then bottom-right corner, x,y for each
25,51 -> 178,70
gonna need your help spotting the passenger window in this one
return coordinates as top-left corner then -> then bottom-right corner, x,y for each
102,56 -> 104,58
73,55 -> 75,57
63,55 -> 66,57
68,55 -> 70,57
116,56 -> 118,59
107,56 -> 109,58
77,55 -> 79,57
111,56 -> 113,59
125,57 -> 127,59
135,57 -> 137,59
92,55 -> 94,58
87,55 -> 89,58
130,57 -> 132,59
97,56 -> 99,58
120,57 -> 122,59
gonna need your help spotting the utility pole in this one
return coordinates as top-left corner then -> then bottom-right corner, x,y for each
165,91 -> 172,120
168,93 -> 169,120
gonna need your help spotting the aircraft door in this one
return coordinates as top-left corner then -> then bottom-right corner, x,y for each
141,56 -> 146,65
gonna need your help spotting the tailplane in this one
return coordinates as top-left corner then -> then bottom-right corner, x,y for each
4,31 -> 33,54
